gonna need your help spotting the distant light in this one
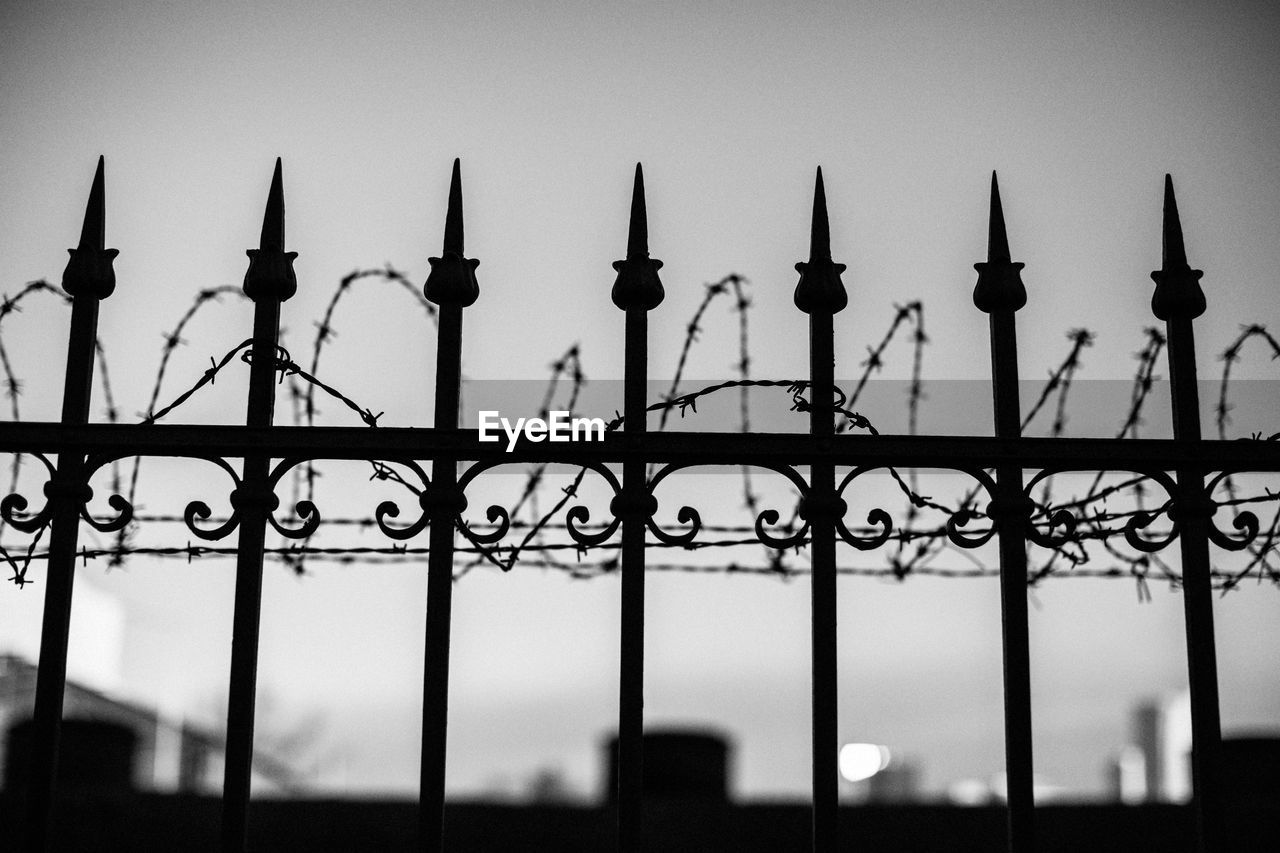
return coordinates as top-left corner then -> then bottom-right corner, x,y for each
948,778 -> 990,806
839,743 -> 891,783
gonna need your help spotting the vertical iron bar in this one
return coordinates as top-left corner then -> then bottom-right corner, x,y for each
808,310 -> 838,852
419,159 -> 479,852
221,159 -> 297,852
793,168 -> 847,853
1151,175 -> 1222,853
974,173 -> 1035,852
610,164 -> 664,852
25,157 -> 116,852
990,313 -> 1035,852
420,302 -> 461,851
618,308 -> 647,852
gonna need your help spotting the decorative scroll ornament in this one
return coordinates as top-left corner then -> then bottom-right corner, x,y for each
645,464 -> 701,547
641,462 -> 811,551
1201,471 -> 1259,552
559,463 -> 624,547
1117,470 -> 1179,553
945,470 -> 1000,549
455,459 -> 518,545
1022,470 -> 1078,548
751,466 -> 814,550
945,508 -> 997,549
183,457 -> 245,541
1,453 -> 58,533
1122,509 -> 1179,553
833,467 -> 893,551
754,508 -> 809,550
374,461 -> 438,540
265,459 -> 320,539
0,452 -> 134,534
77,483 -> 134,534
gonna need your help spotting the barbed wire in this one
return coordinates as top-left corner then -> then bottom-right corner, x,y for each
0,540 -> 1257,596
1,271 -> 1278,595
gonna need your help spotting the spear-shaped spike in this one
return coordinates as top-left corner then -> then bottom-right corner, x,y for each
1161,173 -> 1188,270
611,162 -> 664,311
987,171 -> 1011,264
809,166 -> 831,262
425,158 -> 479,307
63,156 -> 118,299
259,157 -> 285,252
793,166 -> 846,314
1150,173 -> 1204,320
972,171 -> 1026,314
443,157 -> 464,256
627,163 -> 648,260
243,158 -> 297,301
78,155 -> 106,251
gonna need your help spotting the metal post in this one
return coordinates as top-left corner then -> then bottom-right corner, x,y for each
25,156 -> 117,852
973,172 -> 1035,852
419,158 -> 479,852
793,167 -> 847,853
1150,175 -> 1222,853
221,158 -> 298,852
610,164 -> 664,852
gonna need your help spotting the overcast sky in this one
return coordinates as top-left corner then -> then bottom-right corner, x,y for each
1,0 -> 1278,801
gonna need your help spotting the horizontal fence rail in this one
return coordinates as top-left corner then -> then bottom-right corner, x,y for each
0,156 -> 1270,853
3,424 -> 1279,471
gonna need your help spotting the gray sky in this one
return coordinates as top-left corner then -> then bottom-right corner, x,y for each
1,0 -> 1278,800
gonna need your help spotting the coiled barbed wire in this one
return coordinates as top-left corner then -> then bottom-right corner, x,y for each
1,273 -> 1277,596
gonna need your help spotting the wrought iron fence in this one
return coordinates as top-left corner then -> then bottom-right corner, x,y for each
2,155 -> 1278,853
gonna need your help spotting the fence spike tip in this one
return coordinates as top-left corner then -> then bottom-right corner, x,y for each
809,166 -> 831,263
79,155 -> 107,251
793,166 -> 847,314
1161,174 -> 1188,270
425,158 -> 479,307
987,171 -> 1012,264
443,158 -> 464,256
62,156 -> 119,299
627,163 -> 648,259
243,158 -> 298,301
611,163 -> 664,310
972,172 -> 1026,314
1150,173 -> 1204,320
260,158 -> 285,252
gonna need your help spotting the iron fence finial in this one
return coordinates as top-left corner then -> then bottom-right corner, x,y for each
611,162 -> 664,311
793,166 -> 847,314
986,171 -> 1012,264
810,165 -> 831,262
261,157 -> 285,252
627,162 -> 649,260
973,171 -> 1027,314
425,158 -> 480,307
243,158 -> 298,302
444,157 -> 464,256
1150,173 -> 1205,321
62,155 -> 119,299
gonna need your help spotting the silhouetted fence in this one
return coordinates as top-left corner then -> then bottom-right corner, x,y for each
2,155 -> 1277,853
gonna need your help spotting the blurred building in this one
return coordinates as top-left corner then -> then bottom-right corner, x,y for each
603,728 -> 730,803
867,758 -> 920,803
0,654 -> 293,795
1105,690 -> 1192,803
